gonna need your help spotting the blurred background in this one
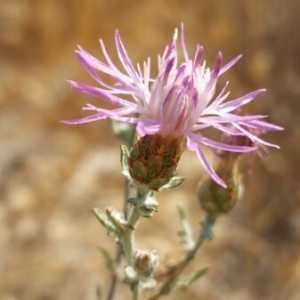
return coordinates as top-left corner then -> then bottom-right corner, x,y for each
1,0 -> 300,299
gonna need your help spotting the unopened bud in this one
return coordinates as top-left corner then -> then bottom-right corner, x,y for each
198,173 -> 241,214
134,249 -> 159,277
199,133 -> 250,214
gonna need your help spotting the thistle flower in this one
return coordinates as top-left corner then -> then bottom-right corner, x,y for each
62,24 -> 282,187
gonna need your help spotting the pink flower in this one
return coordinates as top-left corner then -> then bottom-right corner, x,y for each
62,24 -> 282,187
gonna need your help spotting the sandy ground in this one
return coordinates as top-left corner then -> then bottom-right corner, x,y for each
2,1 -> 300,299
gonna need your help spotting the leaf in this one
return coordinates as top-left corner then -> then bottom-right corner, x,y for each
93,208 -> 118,234
162,176 -> 185,189
177,205 -> 194,250
99,248 -> 116,273
172,266 -> 209,292
120,144 -> 130,171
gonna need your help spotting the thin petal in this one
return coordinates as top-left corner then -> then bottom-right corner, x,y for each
61,114 -> 107,124
206,52 -> 222,91
83,104 -> 136,116
193,46 -> 204,68
219,55 -> 242,76
245,120 -> 284,131
195,146 -> 226,187
68,81 -> 135,108
234,123 -> 280,148
61,105 -> 137,124
76,51 -> 113,90
203,86 -> 230,113
180,23 -> 189,63
187,132 -> 257,152
115,30 -> 141,84
77,46 -> 123,81
210,123 -> 243,135
219,89 -> 266,112
200,114 -> 267,124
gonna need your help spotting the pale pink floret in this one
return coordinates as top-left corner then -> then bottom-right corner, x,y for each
62,24 -> 282,187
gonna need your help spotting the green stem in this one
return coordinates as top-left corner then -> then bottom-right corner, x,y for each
106,121 -> 137,300
132,287 -> 139,300
184,214 -> 216,262
122,199 -> 144,300
148,214 -> 217,300
122,205 -> 141,265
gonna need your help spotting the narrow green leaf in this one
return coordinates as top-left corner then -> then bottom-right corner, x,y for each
99,247 -> 116,273
173,266 -> 209,292
162,176 -> 185,189
177,205 -> 194,250
93,208 -> 117,234
120,144 -> 130,171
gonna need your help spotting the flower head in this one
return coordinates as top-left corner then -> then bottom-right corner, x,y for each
62,24 -> 282,187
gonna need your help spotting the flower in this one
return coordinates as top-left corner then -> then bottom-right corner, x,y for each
62,24 -> 283,187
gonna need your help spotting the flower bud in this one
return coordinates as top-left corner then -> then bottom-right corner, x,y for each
198,172 -> 241,214
128,132 -> 186,191
134,249 -> 159,277
198,129 -> 253,214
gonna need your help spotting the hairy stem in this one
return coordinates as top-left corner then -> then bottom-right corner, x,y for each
106,122 -> 137,300
122,205 -> 141,265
